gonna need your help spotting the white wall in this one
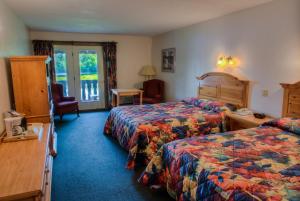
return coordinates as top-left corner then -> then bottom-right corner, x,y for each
0,1 -> 30,132
152,0 -> 300,117
30,31 -> 152,90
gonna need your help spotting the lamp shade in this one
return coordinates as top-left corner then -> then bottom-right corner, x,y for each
140,65 -> 156,76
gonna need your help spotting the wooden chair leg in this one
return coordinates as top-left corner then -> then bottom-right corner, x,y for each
77,106 -> 80,117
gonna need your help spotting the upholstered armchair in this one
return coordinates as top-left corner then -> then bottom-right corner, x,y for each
135,79 -> 164,104
51,83 -> 79,120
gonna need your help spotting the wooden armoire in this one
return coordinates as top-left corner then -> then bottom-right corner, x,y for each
9,56 -> 53,123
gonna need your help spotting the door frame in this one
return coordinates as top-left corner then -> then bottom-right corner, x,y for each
73,45 -> 105,110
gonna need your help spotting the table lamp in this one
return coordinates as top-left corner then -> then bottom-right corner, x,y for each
140,65 -> 156,80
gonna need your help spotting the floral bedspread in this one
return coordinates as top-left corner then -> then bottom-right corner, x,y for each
104,100 -> 226,169
140,118 -> 300,201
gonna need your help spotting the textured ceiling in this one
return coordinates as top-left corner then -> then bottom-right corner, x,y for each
5,0 -> 272,36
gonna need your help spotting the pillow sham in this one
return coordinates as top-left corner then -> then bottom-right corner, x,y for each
182,98 -> 226,112
262,117 -> 300,135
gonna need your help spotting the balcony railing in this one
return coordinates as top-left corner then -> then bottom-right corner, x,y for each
56,80 -> 100,102
81,80 -> 99,101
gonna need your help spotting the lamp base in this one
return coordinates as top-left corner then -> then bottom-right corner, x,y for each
145,75 -> 154,80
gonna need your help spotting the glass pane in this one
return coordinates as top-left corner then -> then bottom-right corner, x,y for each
79,50 -> 99,102
54,49 -> 69,96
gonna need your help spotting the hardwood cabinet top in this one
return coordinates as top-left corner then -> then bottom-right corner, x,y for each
9,56 -> 51,62
0,124 -> 50,200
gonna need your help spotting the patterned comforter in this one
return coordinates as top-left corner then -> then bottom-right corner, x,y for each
104,99 -> 227,169
140,118 -> 300,201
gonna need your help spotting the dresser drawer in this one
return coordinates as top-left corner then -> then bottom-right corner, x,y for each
227,112 -> 274,131
41,154 -> 53,201
229,118 -> 257,131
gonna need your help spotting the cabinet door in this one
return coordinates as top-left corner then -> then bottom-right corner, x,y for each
11,60 -> 49,116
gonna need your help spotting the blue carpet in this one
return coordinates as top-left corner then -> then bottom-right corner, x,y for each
52,112 -> 173,201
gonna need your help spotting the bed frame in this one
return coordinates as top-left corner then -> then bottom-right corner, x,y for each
281,82 -> 300,118
196,72 -> 249,108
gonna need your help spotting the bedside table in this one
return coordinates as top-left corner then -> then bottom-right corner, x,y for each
227,112 -> 273,131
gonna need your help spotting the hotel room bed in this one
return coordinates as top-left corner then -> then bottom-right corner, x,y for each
139,117 -> 300,201
104,72 -> 249,169
104,99 -> 227,169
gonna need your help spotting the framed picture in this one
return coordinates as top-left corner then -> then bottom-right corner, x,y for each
161,48 -> 175,73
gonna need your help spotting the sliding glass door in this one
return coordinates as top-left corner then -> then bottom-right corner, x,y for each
54,45 -> 105,110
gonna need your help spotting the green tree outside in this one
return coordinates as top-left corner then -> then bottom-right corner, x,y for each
55,50 -> 98,81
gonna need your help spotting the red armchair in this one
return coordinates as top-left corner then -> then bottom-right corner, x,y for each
51,83 -> 79,120
135,79 -> 164,104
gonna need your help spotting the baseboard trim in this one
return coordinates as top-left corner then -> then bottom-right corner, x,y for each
79,108 -> 110,113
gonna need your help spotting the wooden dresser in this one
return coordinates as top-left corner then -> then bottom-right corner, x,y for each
0,124 -> 54,201
9,56 -> 52,123
281,82 -> 300,117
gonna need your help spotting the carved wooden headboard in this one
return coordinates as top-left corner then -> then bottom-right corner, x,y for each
281,82 -> 300,118
196,72 -> 249,108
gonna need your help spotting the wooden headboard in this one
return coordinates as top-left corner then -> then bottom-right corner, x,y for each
281,82 -> 300,118
196,72 -> 249,108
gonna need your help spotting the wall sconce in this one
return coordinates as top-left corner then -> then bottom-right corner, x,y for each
227,56 -> 234,66
217,56 -> 236,68
217,56 -> 227,67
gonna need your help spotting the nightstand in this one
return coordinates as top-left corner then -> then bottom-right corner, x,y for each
227,112 -> 273,131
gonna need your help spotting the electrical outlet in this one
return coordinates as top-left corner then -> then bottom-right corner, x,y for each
262,90 -> 269,97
